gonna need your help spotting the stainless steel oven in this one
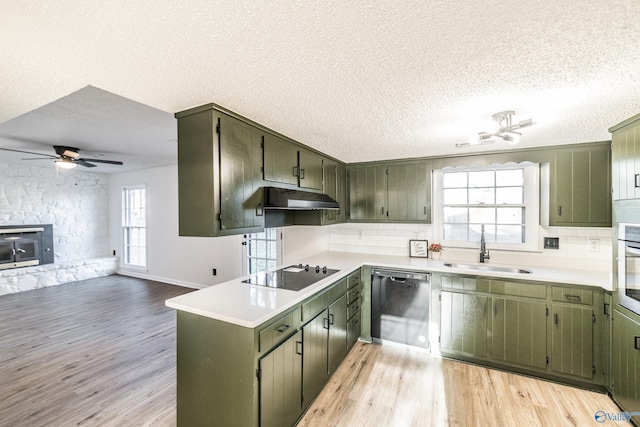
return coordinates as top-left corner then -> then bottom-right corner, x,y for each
618,223 -> 640,314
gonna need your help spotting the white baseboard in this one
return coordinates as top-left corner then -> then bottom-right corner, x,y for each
116,269 -> 206,290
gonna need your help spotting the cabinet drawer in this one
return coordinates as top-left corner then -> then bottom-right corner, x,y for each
483,279 -> 546,299
442,275 -> 490,292
347,297 -> 361,320
347,270 -> 361,289
552,286 -> 593,305
347,283 -> 362,305
259,308 -> 300,353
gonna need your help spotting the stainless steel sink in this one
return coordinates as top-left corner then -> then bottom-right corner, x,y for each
443,262 -> 532,274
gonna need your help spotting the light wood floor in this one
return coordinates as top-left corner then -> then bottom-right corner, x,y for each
300,343 -> 630,427
0,275 -> 629,427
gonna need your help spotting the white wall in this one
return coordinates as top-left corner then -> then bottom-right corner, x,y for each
107,164 -> 244,288
282,225 -> 330,265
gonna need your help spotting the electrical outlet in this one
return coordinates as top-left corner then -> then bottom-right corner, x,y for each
212,268 -> 217,276
543,237 -> 559,249
589,238 -> 600,252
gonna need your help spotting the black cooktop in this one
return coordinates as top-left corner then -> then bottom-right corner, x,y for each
243,264 -> 339,291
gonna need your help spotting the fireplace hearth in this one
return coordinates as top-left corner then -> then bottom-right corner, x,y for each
0,225 -> 54,271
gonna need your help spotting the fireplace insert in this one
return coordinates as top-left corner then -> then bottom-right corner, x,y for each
0,225 -> 54,270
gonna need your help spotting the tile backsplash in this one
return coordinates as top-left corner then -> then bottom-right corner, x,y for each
328,223 -> 613,272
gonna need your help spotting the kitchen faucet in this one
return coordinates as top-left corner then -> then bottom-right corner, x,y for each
480,224 -> 490,263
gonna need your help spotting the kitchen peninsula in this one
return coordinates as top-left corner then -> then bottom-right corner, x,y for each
166,251 -> 612,427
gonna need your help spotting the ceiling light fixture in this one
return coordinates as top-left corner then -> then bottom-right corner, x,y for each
457,111 -> 534,148
55,158 -> 77,169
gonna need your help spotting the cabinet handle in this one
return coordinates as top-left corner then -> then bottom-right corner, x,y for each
329,313 -> 334,325
484,301 -> 487,315
424,206 -> 427,215
381,206 -> 385,215
293,166 -> 299,177
557,205 -> 562,216
565,294 -> 582,303
276,324 -> 290,333
493,303 -> 497,316
553,313 -> 558,325
635,174 -> 640,188
323,317 -> 330,330
300,169 -> 305,179
256,203 -> 263,217
296,341 -> 303,355
635,336 -> 640,350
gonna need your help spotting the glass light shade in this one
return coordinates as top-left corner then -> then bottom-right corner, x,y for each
55,159 -> 77,169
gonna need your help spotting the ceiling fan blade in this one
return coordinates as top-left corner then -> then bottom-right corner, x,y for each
77,158 -> 124,165
0,147 -> 57,158
75,160 -> 97,167
22,157 -> 57,160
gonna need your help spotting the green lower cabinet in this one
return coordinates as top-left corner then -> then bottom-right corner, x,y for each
328,294 -> 348,374
347,309 -> 361,351
550,304 -> 594,379
491,297 -> 547,370
611,308 -> 640,423
259,330 -> 303,427
302,310 -> 329,409
440,291 -> 488,357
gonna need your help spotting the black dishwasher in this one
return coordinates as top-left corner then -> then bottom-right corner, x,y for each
371,268 -> 430,350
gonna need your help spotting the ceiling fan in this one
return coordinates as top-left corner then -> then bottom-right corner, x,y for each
0,145 -> 124,169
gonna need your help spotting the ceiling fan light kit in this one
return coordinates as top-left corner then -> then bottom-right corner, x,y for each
55,158 -> 77,169
457,110 -> 534,148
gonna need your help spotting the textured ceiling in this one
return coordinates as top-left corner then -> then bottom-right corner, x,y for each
1,0 -> 640,172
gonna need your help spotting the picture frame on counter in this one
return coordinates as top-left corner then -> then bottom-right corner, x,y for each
409,240 -> 428,258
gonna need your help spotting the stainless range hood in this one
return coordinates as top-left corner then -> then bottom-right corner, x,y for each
263,187 -> 339,210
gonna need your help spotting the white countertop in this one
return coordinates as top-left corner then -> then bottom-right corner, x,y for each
165,251 -> 612,329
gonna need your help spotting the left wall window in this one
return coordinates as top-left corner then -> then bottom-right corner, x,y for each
122,185 -> 146,268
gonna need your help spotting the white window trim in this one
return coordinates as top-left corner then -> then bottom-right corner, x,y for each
432,163 -> 540,252
242,227 -> 283,276
121,184 -> 148,271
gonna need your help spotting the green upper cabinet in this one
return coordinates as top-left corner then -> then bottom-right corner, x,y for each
262,135 -> 325,191
218,114 -> 265,232
176,105 -> 264,237
387,161 -> 431,222
263,133 -> 298,186
548,142 -> 611,227
322,159 -> 338,224
348,160 -> 431,223
298,148 -> 323,190
348,164 -> 387,221
610,113 -> 640,201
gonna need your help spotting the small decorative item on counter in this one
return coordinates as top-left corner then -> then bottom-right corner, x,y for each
409,240 -> 429,258
428,243 -> 442,260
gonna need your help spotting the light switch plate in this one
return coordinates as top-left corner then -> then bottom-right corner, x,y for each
544,237 -> 559,249
589,238 -> 600,252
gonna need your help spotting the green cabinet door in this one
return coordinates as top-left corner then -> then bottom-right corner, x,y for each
322,160 -> 338,224
298,149 -> 323,190
491,297 -> 547,370
218,114 -> 264,232
611,309 -> 640,423
610,115 -> 640,201
302,310 -> 329,409
387,161 -> 431,222
348,164 -> 386,221
550,304 -> 594,379
328,294 -> 348,374
440,291 -> 488,357
550,143 -> 611,226
263,133 -> 299,185
347,309 -> 361,352
259,330 -> 303,427
336,163 -> 347,222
